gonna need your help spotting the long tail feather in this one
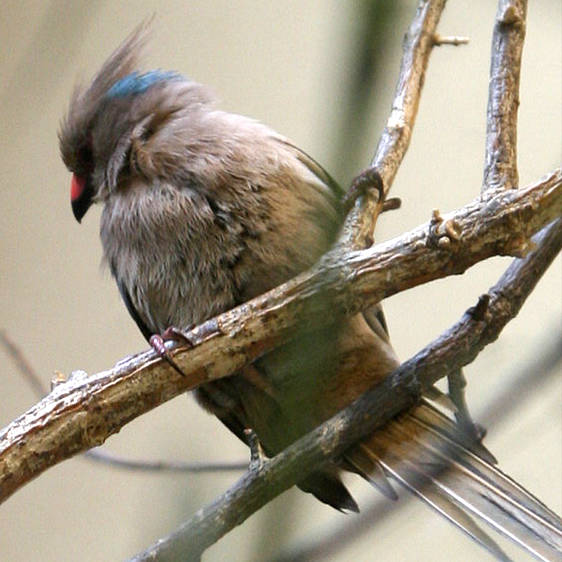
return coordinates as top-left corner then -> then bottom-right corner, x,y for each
345,448 -> 398,501
385,458 -> 512,561
347,401 -> 562,561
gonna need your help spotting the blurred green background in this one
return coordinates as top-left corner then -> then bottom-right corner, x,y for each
1,1 -> 560,560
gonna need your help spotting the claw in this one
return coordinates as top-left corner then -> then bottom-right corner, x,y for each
161,326 -> 196,347
244,428 -> 266,471
343,167 -> 385,213
149,332 -> 187,377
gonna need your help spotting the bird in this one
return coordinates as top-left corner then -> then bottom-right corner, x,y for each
59,22 -> 562,560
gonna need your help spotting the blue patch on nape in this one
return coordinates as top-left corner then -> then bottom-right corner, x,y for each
106,70 -> 184,98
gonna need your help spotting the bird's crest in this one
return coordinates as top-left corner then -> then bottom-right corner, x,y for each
105,70 -> 184,99
59,19 -> 152,172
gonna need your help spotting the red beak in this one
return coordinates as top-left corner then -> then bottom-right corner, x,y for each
70,174 -> 93,222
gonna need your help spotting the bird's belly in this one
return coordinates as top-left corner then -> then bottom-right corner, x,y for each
124,255 -> 238,334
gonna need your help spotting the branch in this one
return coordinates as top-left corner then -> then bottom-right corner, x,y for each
483,0 -> 528,192
274,336 -> 562,562
341,0 -> 447,249
0,169 -> 559,505
0,330 -> 246,475
1,0 -> 451,503
84,449 -> 246,474
131,219 -> 562,562
371,0 -> 445,193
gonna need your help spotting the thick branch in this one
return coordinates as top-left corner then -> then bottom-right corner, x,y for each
483,0 -> 527,192
0,170 -> 559,505
0,331 -> 246,475
131,219 -> 562,562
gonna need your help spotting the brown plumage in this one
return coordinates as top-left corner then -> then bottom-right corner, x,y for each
59,22 -> 562,559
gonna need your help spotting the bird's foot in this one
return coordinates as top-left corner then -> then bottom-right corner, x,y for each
149,326 -> 195,377
344,168 -> 385,213
448,369 -> 487,443
161,326 -> 197,347
344,167 -> 401,215
244,428 -> 266,472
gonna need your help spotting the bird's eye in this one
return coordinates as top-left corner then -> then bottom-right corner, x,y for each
78,145 -> 94,165
141,127 -> 154,142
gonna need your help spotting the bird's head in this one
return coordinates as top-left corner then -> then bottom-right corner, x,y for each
59,21 -> 212,222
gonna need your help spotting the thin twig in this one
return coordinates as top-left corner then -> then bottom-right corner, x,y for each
131,219 -> 562,562
0,170 -> 560,505
0,330 -> 46,399
84,449 -> 245,473
483,0 -> 528,192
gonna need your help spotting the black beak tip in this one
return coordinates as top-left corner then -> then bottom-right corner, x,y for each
72,197 -> 91,223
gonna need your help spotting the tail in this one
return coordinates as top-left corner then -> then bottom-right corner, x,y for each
346,401 -> 562,561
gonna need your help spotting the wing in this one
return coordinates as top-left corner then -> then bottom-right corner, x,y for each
276,138 -> 345,201
117,280 -> 153,342
195,364 -> 361,513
